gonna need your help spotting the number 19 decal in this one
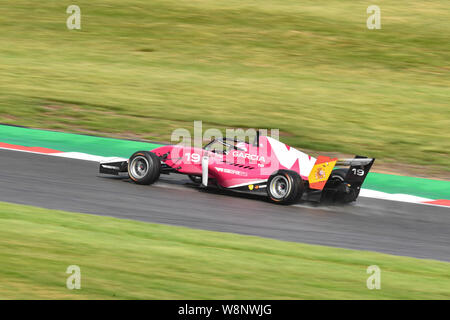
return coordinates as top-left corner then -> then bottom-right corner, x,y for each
186,153 -> 201,163
352,168 -> 365,176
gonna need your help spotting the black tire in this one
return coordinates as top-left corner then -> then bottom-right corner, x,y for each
128,151 -> 161,185
267,170 -> 304,205
327,168 -> 357,203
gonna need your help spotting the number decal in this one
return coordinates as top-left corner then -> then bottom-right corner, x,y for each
352,168 -> 365,176
186,153 -> 201,163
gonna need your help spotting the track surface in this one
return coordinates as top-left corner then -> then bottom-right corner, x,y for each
1,149 -> 449,261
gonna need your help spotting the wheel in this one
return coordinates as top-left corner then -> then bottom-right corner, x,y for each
327,168 -> 357,203
128,151 -> 161,185
267,170 -> 304,205
188,175 -> 202,185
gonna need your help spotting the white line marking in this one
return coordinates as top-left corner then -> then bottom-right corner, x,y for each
53,152 -> 127,163
359,189 -> 432,203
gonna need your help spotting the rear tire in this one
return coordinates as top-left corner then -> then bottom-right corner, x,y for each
128,151 -> 161,185
267,170 -> 304,205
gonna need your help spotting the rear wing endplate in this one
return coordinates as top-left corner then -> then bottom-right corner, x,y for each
340,156 -> 375,193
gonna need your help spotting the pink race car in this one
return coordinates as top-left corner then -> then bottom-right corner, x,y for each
99,134 -> 374,205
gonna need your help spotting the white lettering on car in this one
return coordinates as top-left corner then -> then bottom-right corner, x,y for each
232,151 -> 265,163
215,167 -> 247,176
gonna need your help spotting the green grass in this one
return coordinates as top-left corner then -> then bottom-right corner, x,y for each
0,201 -> 449,299
0,1 -> 449,169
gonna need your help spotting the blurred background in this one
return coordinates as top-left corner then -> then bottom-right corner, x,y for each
0,1 -> 449,300
0,0 -> 449,174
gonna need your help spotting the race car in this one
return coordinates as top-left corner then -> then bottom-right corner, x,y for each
99,133 -> 374,205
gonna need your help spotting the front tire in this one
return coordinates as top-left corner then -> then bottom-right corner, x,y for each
267,170 -> 304,205
128,151 -> 161,185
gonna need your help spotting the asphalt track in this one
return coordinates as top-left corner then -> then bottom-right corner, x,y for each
0,149 -> 449,261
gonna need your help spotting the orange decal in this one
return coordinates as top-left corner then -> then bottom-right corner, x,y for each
308,156 -> 337,190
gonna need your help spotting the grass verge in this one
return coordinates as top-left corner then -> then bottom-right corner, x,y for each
0,1 -> 449,170
0,201 -> 448,299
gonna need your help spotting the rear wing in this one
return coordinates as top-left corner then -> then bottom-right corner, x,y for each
336,158 -> 374,167
308,155 -> 375,191
339,156 -> 375,193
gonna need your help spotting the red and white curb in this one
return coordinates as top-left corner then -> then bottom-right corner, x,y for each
1,142 -> 449,208
358,189 -> 448,207
0,142 -> 126,163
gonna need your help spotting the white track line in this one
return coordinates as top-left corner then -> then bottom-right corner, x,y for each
358,189 -> 432,203
53,152 -> 127,163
